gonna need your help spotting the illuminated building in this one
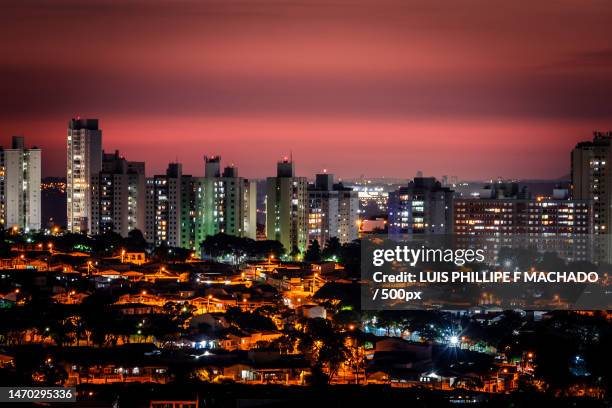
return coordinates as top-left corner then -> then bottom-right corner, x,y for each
193,156 -> 257,248
572,131 -> 612,262
454,187 -> 590,235
266,158 -> 308,253
388,177 -> 453,234
337,185 -> 359,243
308,173 -> 359,244
67,118 -> 102,233
91,150 -> 146,236
454,187 -> 592,262
308,173 -> 339,246
0,136 -> 41,231
145,163 -> 186,247
144,158 -> 256,251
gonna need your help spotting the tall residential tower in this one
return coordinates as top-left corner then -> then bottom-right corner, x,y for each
90,151 -> 146,237
388,177 -> 453,235
0,136 -> 41,231
571,131 -> 612,262
266,158 -> 308,253
67,118 -> 102,233
194,156 -> 256,245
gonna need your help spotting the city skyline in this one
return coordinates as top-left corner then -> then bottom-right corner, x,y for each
1,0 -> 612,179
0,118 -> 607,181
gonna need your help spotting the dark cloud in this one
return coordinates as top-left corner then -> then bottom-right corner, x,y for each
1,62 -> 611,121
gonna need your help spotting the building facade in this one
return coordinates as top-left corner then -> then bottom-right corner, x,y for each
195,156 -> 257,244
0,136 -> 41,231
266,158 -> 308,253
307,173 -> 358,246
454,192 -> 591,235
67,118 -> 102,233
571,131 -> 612,262
336,184 -> 359,243
454,187 -> 592,263
388,177 -> 453,235
145,163 -> 185,247
90,151 -> 146,237
308,174 -> 339,247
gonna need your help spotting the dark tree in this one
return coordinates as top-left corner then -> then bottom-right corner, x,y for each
321,237 -> 341,260
304,240 -> 322,263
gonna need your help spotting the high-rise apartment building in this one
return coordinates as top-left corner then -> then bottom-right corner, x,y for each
194,156 -> 257,246
571,131 -> 612,262
266,158 -> 308,253
90,151 -> 145,237
572,132 -> 612,233
308,173 -> 338,246
145,163 -> 185,247
454,188 -> 591,236
143,158 -> 257,251
454,186 -> 592,262
67,118 -> 102,233
336,184 -> 359,243
0,136 -> 41,231
388,177 -> 453,234
307,173 -> 359,245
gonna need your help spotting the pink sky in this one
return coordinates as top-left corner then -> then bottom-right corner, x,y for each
1,0 -> 611,179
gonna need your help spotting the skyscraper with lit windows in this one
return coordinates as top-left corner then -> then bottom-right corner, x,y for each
90,150 -> 145,237
0,136 -> 41,231
145,163 -> 185,247
67,118 -> 102,233
388,177 -> 453,235
308,172 -> 359,245
571,131 -> 612,262
266,158 -> 308,253
192,156 -> 257,250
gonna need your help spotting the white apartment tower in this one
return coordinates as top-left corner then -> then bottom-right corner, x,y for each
308,172 -> 359,246
67,118 -> 102,233
145,163 -> 184,247
0,136 -> 41,231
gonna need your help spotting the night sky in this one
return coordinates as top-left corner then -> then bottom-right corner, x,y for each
1,0 -> 611,179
